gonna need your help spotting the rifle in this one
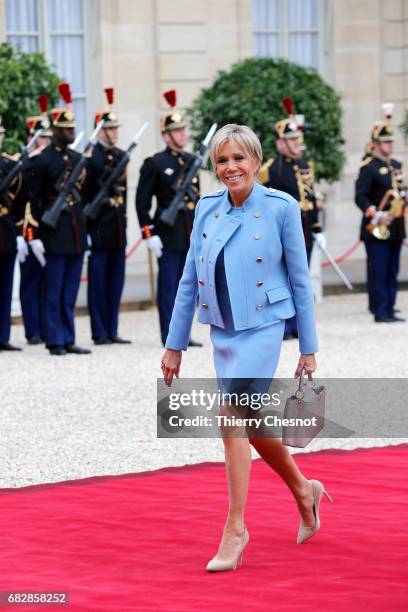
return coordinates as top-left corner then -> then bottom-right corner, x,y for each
84,121 -> 149,221
0,129 -> 44,194
69,131 -> 84,151
316,242 -> 353,290
159,123 -> 218,227
41,120 -> 105,229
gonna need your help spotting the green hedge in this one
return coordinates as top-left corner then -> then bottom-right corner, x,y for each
0,43 -> 61,153
188,57 -> 345,183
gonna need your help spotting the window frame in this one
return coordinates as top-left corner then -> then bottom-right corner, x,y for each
5,0 -> 90,133
252,0 -> 328,75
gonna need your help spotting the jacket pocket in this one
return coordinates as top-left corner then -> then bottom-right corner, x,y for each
265,285 -> 292,304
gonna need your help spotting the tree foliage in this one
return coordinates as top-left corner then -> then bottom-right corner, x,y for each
188,57 -> 345,183
0,43 -> 61,153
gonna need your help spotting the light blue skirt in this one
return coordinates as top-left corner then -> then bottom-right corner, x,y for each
210,320 -> 285,396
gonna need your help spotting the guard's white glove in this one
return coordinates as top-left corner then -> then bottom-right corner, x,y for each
147,235 -> 163,259
16,236 -> 29,264
313,232 -> 327,250
373,211 -> 393,226
29,239 -> 46,267
84,234 -> 92,257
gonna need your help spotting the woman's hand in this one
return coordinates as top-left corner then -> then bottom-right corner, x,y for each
161,349 -> 182,387
294,353 -> 317,378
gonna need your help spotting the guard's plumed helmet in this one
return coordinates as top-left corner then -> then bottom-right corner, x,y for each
94,88 -> 121,128
25,95 -> 52,137
371,103 -> 395,142
274,97 -> 303,139
50,82 -> 76,128
160,89 -> 186,133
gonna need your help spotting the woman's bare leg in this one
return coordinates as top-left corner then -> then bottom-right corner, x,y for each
214,405 -> 251,560
249,437 -> 315,527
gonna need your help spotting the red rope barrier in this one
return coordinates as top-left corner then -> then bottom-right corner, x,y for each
125,238 -> 143,259
321,237 -> 408,268
321,240 -> 362,268
80,237 -> 143,283
79,236 -> 406,281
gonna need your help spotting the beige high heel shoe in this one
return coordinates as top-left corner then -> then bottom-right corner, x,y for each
206,527 -> 249,572
297,479 -> 333,544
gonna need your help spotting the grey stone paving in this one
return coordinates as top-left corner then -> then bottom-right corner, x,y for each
2,290 -> 408,488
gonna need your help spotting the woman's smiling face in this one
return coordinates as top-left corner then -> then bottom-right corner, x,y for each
215,141 -> 259,204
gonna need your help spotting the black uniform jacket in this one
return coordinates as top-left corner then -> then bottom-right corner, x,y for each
355,155 -> 406,242
28,143 -> 88,255
0,155 -> 25,255
82,142 -> 127,250
259,153 -> 321,248
135,146 -> 200,252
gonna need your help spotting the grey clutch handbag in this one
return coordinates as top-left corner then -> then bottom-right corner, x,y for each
282,369 -> 325,448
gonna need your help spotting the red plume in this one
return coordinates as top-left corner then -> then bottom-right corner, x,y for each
104,87 -> 114,106
163,89 -> 177,108
57,82 -> 72,105
37,95 -> 48,114
281,97 -> 294,116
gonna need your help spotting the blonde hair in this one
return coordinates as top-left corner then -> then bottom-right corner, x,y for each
209,124 -> 263,171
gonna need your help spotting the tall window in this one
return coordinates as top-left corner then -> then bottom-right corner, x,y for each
6,0 -> 88,132
253,0 -> 321,70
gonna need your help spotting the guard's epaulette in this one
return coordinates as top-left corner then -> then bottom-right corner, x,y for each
143,150 -> 160,162
200,188 -> 225,200
257,158 -> 274,184
359,156 -> 373,169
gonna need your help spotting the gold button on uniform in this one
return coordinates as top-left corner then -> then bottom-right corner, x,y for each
256,281 -> 264,286
202,303 -> 208,309
256,257 -> 263,263
254,211 -> 261,218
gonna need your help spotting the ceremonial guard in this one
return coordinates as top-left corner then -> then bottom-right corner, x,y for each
28,82 -> 91,355
355,104 -> 406,323
0,119 -> 24,351
83,88 -> 130,345
258,98 -> 325,339
135,89 -> 201,347
16,96 -> 52,344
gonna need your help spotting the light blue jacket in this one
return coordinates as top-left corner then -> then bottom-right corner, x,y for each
165,181 -> 318,354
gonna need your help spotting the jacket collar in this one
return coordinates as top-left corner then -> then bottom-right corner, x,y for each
166,146 -> 183,158
219,180 -> 263,214
372,151 -> 391,165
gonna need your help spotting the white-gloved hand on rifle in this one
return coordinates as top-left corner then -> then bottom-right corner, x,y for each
16,236 -> 29,264
29,239 -> 46,267
312,232 -> 327,250
147,235 -> 163,259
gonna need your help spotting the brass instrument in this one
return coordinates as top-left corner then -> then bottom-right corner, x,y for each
366,167 -> 407,240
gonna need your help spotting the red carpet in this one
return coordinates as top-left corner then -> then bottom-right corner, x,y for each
1,445 -> 407,612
